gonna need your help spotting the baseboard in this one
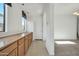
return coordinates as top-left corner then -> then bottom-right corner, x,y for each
34,39 -> 43,41
55,39 -> 77,41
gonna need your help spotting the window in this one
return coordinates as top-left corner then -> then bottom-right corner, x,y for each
0,3 -> 5,32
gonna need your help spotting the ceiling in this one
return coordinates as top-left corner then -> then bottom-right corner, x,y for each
19,3 -> 79,17
54,3 -> 79,15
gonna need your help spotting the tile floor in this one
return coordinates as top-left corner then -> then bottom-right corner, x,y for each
26,40 -> 79,56
55,40 -> 79,56
26,40 -> 49,56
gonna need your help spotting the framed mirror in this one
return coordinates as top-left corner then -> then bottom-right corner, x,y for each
0,3 -> 5,32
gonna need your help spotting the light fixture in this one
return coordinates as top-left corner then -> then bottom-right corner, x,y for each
73,12 -> 79,15
22,4 -> 24,6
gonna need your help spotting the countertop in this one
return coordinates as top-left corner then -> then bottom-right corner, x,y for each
0,32 -> 31,51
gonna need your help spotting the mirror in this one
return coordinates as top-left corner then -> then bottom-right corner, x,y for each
0,3 -> 5,32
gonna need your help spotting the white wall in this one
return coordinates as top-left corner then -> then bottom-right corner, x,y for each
54,3 -> 78,40
0,4 -> 24,37
43,10 -> 47,41
24,3 -> 43,40
43,3 -> 54,55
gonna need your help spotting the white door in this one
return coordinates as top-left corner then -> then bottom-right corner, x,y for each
34,15 -> 43,40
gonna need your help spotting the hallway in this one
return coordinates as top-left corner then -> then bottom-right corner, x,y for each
26,40 -> 49,56
55,40 -> 79,56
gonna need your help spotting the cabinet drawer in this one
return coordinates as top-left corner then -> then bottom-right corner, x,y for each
18,38 -> 24,45
0,42 -> 17,55
25,36 -> 28,40
28,33 -> 33,39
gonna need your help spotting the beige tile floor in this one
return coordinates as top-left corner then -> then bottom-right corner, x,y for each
26,40 -> 49,56
55,40 -> 79,56
26,40 -> 79,56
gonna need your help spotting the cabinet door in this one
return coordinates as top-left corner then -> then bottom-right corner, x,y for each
18,43 -> 25,56
8,48 -> 17,56
25,39 -> 29,54
18,37 -> 24,45
0,42 -> 17,56
28,34 -> 32,46
29,38 -> 31,46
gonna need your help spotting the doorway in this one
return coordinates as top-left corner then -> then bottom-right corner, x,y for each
77,16 -> 79,39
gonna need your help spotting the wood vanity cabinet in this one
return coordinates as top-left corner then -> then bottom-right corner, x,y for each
17,32 -> 33,56
0,42 -> 17,56
28,33 -> 33,47
8,48 -> 17,56
24,32 -> 33,55
18,43 -> 25,56
17,37 -> 25,56
0,32 -> 33,56
24,36 -> 29,55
